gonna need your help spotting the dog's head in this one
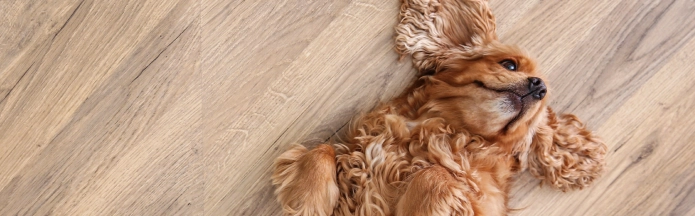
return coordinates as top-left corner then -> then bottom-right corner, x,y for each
421,43 -> 546,146
398,0 -> 607,191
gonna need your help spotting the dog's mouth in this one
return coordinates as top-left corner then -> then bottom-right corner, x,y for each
502,93 -> 528,132
473,80 -> 539,132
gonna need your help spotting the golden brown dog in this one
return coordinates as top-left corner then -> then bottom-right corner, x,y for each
272,0 -> 607,215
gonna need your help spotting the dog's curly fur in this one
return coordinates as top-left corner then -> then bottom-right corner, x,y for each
272,0 -> 607,215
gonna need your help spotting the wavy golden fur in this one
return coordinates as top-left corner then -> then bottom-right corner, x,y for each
272,0 -> 607,215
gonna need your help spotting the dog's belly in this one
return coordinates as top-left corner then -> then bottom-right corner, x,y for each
472,171 -> 509,216
333,110 -> 424,215
332,105 -> 514,215
334,132 -> 414,216
468,156 -> 515,216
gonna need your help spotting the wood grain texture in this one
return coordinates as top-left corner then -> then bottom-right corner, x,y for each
1,0 -> 694,215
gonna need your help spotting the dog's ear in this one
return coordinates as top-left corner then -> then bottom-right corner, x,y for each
396,0 -> 497,74
527,108 -> 608,192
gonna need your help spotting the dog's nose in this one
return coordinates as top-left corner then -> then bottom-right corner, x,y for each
528,77 -> 547,100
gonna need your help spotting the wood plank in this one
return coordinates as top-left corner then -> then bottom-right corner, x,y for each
0,0 -> 200,214
543,0 -> 695,127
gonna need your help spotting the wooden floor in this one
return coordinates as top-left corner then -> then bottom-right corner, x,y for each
1,0 -> 695,215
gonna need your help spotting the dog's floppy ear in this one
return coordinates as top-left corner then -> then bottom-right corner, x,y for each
527,108 -> 608,192
396,0 -> 497,73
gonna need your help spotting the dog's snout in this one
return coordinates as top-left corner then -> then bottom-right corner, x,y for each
528,77 -> 546,100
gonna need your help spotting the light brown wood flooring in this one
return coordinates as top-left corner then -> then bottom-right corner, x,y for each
1,0 -> 695,215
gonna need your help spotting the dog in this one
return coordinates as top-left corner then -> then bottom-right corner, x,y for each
272,0 -> 607,215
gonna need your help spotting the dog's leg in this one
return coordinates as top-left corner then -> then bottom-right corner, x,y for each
395,165 -> 476,216
272,144 -> 339,216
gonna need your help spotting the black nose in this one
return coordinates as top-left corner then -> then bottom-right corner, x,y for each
528,77 -> 547,100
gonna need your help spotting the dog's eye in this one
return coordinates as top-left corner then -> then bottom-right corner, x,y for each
499,59 -> 517,71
